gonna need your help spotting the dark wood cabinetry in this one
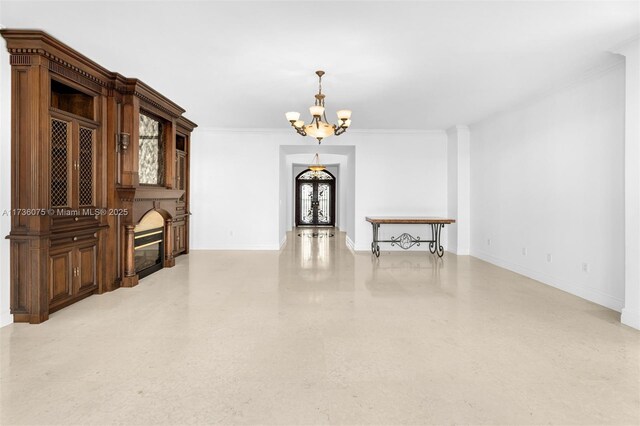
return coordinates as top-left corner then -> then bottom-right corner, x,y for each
173,131 -> 190,256
173,218 -> 187,255
2,29 -> 196,323
50,112 -> 98,209
48,241 -> 97,312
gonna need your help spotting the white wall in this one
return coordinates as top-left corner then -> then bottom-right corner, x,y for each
190,130 -> 286,250
470,63 -> 626,311
612,38 -> 640,329
447,125 -> 471,255
190,130 -> 448,252
349,132 -> 448,251
0,29 -> 12,327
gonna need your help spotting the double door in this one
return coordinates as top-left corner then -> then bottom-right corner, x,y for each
49,241 -> 97,309
50,113 -> 97,210
296,180 -> 335,226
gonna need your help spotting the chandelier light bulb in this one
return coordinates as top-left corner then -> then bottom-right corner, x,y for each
293,120 -> 305,128
309,105 -> 325,117
337,110 -> 352,120
342,119 -> 351,128
286,111 -> 300,122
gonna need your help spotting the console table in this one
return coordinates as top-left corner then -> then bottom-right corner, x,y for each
366,217 -> 456,258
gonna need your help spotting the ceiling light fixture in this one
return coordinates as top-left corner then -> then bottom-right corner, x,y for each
286,70 -> 352,144
308,153 -> 325,172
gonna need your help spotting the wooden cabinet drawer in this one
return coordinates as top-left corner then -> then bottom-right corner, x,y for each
50,230 -> 98,248
51,214 -> 99,231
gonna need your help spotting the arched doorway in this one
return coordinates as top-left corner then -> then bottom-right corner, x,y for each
295,169 -> 336,226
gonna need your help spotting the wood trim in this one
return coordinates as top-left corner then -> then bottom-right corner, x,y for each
365,217 -> 456,225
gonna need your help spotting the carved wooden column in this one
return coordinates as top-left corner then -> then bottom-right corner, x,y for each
5,48 -> 52,323
121,224 -> 139,288
164,218 -> 175,268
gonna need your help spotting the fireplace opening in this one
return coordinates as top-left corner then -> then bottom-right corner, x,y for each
134,210 -> 165,279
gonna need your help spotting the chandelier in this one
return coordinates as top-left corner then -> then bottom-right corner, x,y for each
286,70 -> 352,144
309,153 -> 325,172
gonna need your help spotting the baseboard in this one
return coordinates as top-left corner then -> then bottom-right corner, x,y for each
0,309 -> 12,328
345,235 -> 355,252
621,308 -> 640,330
471,249 -> 624,312
190,245 -> 281,250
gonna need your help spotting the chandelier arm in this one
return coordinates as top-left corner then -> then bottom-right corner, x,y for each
290,122 -> 306,136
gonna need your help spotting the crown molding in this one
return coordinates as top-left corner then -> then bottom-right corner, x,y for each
609,34 -> 640,55
196,127 -> 446,136
447,124 -> 470,133
350,128 -> 445,136
1,29 -> 191,120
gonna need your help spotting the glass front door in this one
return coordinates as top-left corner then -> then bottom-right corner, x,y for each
296,169 -> 335,226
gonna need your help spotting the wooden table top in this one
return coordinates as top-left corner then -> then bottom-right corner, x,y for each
366,217 -> 456,225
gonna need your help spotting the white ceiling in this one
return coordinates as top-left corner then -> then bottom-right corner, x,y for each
1,1 -> 638,130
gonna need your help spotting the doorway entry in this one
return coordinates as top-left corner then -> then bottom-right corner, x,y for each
295,169 -> 336,226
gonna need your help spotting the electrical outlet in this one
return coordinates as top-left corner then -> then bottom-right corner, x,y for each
546,253 -> 552,263
582,263 -> 589,273
487,239 -> 491,246
522,247 -> 527,256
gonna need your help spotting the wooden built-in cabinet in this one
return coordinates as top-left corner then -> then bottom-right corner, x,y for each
172,131 -> 190,257
49,240 -> 97,311
2,29 -> 197,323
49,112 -> 98,210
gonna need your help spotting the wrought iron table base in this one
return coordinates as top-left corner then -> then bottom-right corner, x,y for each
370,223 -> 445,258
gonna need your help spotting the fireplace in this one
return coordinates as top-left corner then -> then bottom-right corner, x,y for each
134,211 -> 165,279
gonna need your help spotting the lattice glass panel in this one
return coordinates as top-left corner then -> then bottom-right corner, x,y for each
300,183 -> 314,224
78,127 -> 94,206
139,114 -> 164,185
50,118 -> 69,208
178,155 -> 187,201
179,155 -> 185,190
317,183 -> 331,224
298,170 -> 333,180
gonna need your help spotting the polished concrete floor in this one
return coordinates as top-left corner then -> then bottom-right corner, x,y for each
1,229 -> 639,425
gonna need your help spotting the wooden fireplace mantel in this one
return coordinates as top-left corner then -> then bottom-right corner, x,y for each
117,187 -> 185,224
